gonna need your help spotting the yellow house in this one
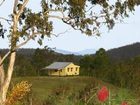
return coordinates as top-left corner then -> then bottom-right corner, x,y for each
44,62 -> 80,76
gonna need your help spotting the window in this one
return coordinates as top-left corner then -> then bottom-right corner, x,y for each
71,68 -> 73,72
76,67 -> 78,71
67,68 -> 69,72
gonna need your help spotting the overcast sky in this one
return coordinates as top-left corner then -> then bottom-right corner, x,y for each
0,0 -> 140,52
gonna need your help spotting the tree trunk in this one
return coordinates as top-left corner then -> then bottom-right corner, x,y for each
0,55 -> 5,88
0,0 -> 29,104
0,52 -> 16,105
0,55 -> 5,105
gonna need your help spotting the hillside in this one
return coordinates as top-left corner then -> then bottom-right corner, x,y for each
1,42 -> 140,60
107,42 -> 140,60
0,48 -> 36,56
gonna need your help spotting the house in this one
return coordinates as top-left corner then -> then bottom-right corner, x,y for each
43,62 -> 80,76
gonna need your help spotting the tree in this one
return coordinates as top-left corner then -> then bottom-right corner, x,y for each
0,0 -> 140,104
32,48 -> 48,76
80,55 -> 94,76
94,48 -> 109,69
14,54 -> 35,76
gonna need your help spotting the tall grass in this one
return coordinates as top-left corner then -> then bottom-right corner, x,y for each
11,76 -> 139,105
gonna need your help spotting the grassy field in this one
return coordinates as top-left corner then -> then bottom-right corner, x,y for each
12,76 -> 138,105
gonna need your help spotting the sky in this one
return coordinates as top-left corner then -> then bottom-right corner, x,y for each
0,0 -> 140,52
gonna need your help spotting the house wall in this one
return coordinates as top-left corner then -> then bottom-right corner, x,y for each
48,63 -> 80,76
48,69 -> 65,76
65,63 -> 80,76
48,70 -> 59,76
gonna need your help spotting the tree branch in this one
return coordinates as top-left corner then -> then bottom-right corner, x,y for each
13,0 -> 18,14
17,0 -> 29,19
86,5 -> 95,13
0,0 -> 5,6
0,17 -> 12,24
46,8 -> 69,20
0,51 -> 10,66
51,28 -> 71,37
15,32 -> 40,49
48,15 -> 69,20
48,8 -> 65,18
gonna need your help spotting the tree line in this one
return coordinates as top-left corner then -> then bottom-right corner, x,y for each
80,48 -> 140,95
0,48 -> 81,77
1,47 -> 140,94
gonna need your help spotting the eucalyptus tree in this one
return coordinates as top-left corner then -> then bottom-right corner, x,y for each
0,0 -> 139,104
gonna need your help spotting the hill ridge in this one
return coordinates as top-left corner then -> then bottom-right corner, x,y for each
107,42 -> 140,60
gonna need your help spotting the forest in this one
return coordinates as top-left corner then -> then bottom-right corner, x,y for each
1,43 -> 140,95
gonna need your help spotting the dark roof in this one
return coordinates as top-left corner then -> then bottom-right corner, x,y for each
44,62 -> 73,70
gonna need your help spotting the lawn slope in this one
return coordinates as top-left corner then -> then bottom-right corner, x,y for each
12,76 -> 138,105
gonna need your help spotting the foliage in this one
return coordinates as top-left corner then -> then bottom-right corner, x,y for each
0,0 -> 140,104
13,77 -> 139,105
1,0 -> 140,41
5,81 -> 31,105
80,48 -> 110,78
79,48 -> 140,96
14,54 -> 36,76
1,46 -> 140,96
0,22 -> 6,38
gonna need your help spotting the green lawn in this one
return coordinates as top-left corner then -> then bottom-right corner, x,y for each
12,76 -> 138,105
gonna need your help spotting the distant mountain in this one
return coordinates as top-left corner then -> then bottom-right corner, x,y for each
0,48 -> 96,56
1,43 -> 140,58
107,42 -> 140,60
54,49 -> 96,55
54,49 -> 80,55
77,49 -> 96,55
